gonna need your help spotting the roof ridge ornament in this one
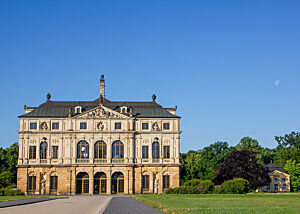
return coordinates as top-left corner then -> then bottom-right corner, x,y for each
46,93 -> 51,102
152,94 -> 156,102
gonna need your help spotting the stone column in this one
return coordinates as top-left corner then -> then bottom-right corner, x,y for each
72,136 -> 76,164
150,172 -> 154,194
107,136 -> 112,163
89,168 -> 94,195
90,138 -> 94,164
107,168 -> 111,194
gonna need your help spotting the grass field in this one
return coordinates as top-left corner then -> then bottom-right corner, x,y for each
0,195 -> 50,202
132,193 -> 300,214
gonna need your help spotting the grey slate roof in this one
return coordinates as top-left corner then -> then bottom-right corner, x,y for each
264,163 -> 288,174
19,98 -> 180,118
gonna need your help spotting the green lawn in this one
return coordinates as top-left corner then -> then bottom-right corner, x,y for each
0,195 -> 51,202
132,193 -> 300,214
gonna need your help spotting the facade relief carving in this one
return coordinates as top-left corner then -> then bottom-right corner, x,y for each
152,122 -> 160,131
96,121 -> 105,131
40,122 -> 49,131
78,107 -> 123,119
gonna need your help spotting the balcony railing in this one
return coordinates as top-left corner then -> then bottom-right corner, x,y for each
152,158 -> 160,163
76,159 -> 90,164
94,159 -> 107,164
112,159 -> 125,163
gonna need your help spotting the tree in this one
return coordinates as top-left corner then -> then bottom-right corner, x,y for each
275,132 -> 300,149
214,150 -> 271,189
0,171 -> 14,188
284,159 -> 300,192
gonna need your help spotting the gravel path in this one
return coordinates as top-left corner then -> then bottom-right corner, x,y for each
103,196 -> 163,214
0,197 -> 63,208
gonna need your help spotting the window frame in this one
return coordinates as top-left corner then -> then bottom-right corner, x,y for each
80,122 -> 87,130
51,146 -> 59,159
114,122 -> 122,130
142,146 -> 149,159
163,175 -> 170,189
29,146 -> 36,159
142,123 -> 149,130
163,122 -> 170,130
30,122 -> 37,130
152,141 -> 160,159
50,175 -> 58,191
112,141 -> 124,159
94,140 -> 107,159
40,141 -> 48,159
142,175 -> 150,190
77,140 -> 89,159
28,175 -> 36,191
52,122 -> 59,130
163,145 -> 170,159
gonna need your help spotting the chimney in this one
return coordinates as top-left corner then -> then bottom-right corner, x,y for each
100,74 -> 105,98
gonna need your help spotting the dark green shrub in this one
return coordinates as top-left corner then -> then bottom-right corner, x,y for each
213,185 -> 222,194
183,179 -> 215,193
220,178 -> 250,194
6,184 -> 17,189
0,188 -> 24,196
165,186 -> 203,194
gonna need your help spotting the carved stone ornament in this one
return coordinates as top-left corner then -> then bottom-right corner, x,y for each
96,121 -> 105,131
152,122 -> 160,131
40,122 -> 48,131
78,106 -> 123,119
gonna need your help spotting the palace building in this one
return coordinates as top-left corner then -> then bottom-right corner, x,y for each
17,75 -> 181,195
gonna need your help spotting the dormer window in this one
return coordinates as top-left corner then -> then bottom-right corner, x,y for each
121,106 -> 127,114
75,106 -> 82,114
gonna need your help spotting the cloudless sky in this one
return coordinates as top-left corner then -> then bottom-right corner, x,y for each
0,0 -> 299,152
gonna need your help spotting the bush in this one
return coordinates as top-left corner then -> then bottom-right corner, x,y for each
219,178 -> 250,194
165,186 -> 204,194
0,188 -> 24,196
213,185 -> 222,194
183,179 -> 215,194
6,184 -> 17,189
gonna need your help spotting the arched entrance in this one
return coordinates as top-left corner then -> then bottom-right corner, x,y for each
76,172 -> 89,194
111,172 -> 124,194
94,172 -> 107,194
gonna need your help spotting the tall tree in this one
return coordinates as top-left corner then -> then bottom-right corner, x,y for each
214,150 -> 271,189
275,131 -> 300,149
284,159 -> 300,192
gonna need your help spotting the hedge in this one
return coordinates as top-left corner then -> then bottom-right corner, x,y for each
219,178 -> 250,194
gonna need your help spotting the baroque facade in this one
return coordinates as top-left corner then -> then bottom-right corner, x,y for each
258,163 -> 291,193
17,75 -> 181,195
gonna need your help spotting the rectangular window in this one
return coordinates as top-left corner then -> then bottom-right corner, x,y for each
80,122 -> 87,129
28,176 -> 36,191
142,123 -> 149,130
30,122 -> 37,130
274,184 -> 278,191
29,146 -> 36,159
50,176 -> 58,190
163,175 -> 170,189
163,146 -> 170,159
142,175 -> 149,190
267,185 -> 270,190
115,122 -> 121,130
282,178 -> 286,182
52,122 -> 59,130
142,146 -> 149,159
274,178 -> 278,182
283,184 -> 287,190
51,146 -> 58,159
163,123 -> 170,130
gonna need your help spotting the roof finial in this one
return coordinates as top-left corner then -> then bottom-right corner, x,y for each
152,94 -> 156,102
100,74 -> 105,98
46,93 -> 51,102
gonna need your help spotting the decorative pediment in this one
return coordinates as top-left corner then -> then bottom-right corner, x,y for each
269,170 -> 290,177
75,106 -> 128,119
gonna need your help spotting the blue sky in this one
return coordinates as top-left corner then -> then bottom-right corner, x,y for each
0,0 -> 299,152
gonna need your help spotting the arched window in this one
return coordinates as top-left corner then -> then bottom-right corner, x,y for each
94,141 -> 107,159
152,141 -> 160,159
94,172 -> 107,194
40,141 -> 48,159
76,172 -> 89,194
112,141 -> 124,159
111,172 -> 124,194
77,141 -> 89,159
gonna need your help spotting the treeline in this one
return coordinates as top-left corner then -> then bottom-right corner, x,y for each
180,132 -> 300,192
0,142 -> 18,189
